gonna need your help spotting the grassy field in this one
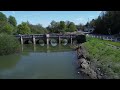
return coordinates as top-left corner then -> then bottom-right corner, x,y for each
83,37 -> 120,79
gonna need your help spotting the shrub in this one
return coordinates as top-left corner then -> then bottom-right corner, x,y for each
0,33 -> 20,55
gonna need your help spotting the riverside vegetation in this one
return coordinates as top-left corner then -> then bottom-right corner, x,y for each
0,33 -> 20,55
82,37 -> 120,79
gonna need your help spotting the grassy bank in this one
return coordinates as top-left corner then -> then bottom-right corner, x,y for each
0,33 -> 20,55
83,37 -> 120,79
102,40 -> 120,47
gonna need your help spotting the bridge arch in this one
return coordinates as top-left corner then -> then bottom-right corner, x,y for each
61,39 -> 68,46
36,39 -> 45,46
23,39 -> 33,44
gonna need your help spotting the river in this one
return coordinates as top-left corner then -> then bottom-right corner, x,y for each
0,44 -> 86,79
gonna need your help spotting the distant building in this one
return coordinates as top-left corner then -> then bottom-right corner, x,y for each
83,27 -> 95,34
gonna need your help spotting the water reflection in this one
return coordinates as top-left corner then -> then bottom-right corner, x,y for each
61,39 -> 68,46
22,44 -> 72,53
50,39 -> 57,46
0,54 -> 21,70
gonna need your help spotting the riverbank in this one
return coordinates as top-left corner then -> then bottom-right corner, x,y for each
74,45 -> 102,79
76,37 -> 120,79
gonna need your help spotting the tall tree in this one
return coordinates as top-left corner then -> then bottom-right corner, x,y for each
0,12 -> 7,22
67,22 -> 77,32
59,21 -> 66,33
0,12 -> 7,33
91,11 -> 120,35
2,23 -> 14,34
8,16 -> 17,27
17,22 -> 31,34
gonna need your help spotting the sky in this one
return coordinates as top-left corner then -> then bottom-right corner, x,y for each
0,11 -> 101,27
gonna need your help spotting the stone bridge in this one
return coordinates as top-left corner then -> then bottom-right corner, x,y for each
15,34 -> 86,46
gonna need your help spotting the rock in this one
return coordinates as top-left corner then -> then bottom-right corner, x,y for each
97,68 -> 100,71
81,62 -> 89,69
76,46 -> 99,79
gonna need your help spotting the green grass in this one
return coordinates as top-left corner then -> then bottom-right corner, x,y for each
83,37 -> 120,79
102,40 -> 120,47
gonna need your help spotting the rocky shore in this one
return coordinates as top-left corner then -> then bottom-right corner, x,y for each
74,45 -> 104,79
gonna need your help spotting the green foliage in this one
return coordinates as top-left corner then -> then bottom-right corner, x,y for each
0,12 -> 78,34
2,23 -> 14,34
0,12 -> 7,22
0,21 -> 6,32
0,12 -> 16,35
59,21 -> 66,33
8,16 -> 17,27
28,23 -> 48,34
0,33 -> 20,55
47,20 -> 77,33
89,11 -> 120,35
83,37 -> 120,78
17,22 -> 31,34
67,22 -> 77,32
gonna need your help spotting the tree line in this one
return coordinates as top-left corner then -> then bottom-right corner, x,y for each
0,12 -> 78,35
1,11 -> 120,35
89,11 -> 120,35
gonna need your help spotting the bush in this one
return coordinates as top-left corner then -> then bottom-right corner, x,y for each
0,33 -> 20,55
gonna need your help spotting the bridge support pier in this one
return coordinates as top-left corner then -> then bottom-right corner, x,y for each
59,36 -> 60,44
46,34 -> 49,46
33,35 -> 36,45
20,36 -> 23,44
70,36 -> 72,45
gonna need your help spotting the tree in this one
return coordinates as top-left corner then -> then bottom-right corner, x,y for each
0,12 -> 8,33
67,22 -> 77,32
2,23 -> 14,34
8,16 -> 17,27
50,20 -> 59,33
0,12 -> 7,22
28,22 -> 48,34
17,22 -> 31,34
90,11 -> 120,35
59,21 -> 66,33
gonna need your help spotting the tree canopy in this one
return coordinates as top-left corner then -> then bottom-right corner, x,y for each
17,22 -> 31,34
0,12 -> 7,22
8,16 -> 17,27
89,11 -> 120,35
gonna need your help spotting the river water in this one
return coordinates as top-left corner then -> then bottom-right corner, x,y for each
0,44 -> 85,79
